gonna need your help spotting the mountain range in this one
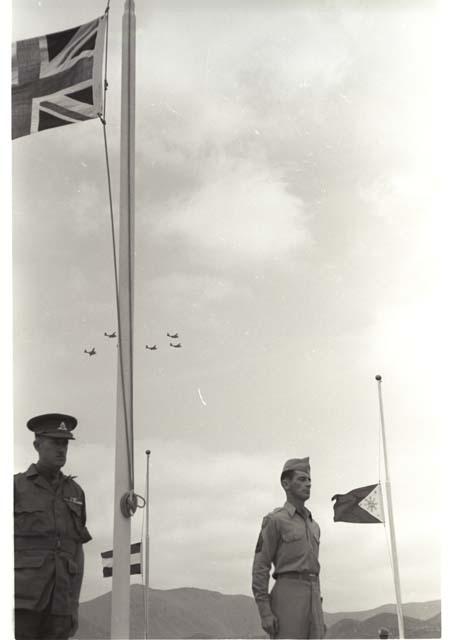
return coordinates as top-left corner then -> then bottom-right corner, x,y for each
76,585 -> 441,639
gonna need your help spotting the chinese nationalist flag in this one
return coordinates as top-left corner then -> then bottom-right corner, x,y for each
12,15 -> 106,139
332,483 -> 385,523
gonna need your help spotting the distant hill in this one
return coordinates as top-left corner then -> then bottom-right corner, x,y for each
77,585 -> 263,639
76,585 -> 440,639
323,600 -> 441,626
326,611 -> 441,639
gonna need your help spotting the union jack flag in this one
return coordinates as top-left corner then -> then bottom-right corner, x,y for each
12,16 -> 106,139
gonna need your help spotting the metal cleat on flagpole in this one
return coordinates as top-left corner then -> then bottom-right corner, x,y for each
120,490 -> 139,517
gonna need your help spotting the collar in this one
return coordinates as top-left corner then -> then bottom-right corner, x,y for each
25,463 -> 40,477
284,500 -> 312,520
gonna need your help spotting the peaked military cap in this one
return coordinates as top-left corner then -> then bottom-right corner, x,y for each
27,413 -> 77,440
282,457 -> 310,474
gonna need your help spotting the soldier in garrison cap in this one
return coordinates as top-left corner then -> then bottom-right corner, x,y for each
14,413 -> 92,640
252,458 -> 326,639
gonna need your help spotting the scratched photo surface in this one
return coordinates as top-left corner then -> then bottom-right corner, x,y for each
11,0 -> 443,623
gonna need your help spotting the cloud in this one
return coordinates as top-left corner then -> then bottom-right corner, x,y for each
140,6 -> 351,101
146,273 -> 246,302
153,155 -> 310,264
359,173 -> 432,223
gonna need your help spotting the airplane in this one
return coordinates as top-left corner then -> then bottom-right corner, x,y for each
169,342 -> 182,348
84,348 -> 96,356
145,345 -> 158,350
104,331 -> 117,338
167,332 -> 179,339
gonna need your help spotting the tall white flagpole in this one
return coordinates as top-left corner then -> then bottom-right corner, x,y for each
375,375 -> 405,639
144,449 -> 151,639
111,1 -> 136,638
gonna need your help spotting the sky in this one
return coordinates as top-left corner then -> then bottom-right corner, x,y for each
5,0 -> 449,624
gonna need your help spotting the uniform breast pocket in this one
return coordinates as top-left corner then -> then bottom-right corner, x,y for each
65,499 -> 83,529
281,531 -> 304,543
66,500 -> 83,519
14,503 -> 48,534
65,499 -> 88,538
280,530 -> 305,558
64,496 -> 92,543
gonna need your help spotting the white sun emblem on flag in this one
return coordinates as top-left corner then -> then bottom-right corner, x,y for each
363,496 -> 378,512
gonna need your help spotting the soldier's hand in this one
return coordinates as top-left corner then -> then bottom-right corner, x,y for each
261,613 -> 279,637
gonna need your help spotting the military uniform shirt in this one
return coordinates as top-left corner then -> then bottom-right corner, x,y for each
14,464 -> 92,615
252,501 -> 321,618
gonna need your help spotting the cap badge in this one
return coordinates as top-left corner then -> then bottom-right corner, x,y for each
58,421 -> 68,431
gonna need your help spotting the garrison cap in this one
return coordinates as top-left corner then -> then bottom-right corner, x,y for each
282,457 -> 310,474
27,413 -> 77,440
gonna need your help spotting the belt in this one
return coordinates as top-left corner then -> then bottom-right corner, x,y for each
276,571 -> 319,581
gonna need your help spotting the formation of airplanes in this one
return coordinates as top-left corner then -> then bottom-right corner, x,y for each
84,331 -> 182,355
149,331 -> 182,349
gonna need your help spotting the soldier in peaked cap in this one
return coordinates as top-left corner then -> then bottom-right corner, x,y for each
14,413 -> 92,640
252,458 -> 326,639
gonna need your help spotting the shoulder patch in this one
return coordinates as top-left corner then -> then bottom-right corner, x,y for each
255,530 -> 264,553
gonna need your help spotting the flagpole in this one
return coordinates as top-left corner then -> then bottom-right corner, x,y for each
375,375 -> 405,639
111,1 -> 136,639
144,449 -> 151,639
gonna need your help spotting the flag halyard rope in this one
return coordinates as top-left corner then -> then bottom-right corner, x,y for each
126,4 -> 135,489
98,0 -> 134,493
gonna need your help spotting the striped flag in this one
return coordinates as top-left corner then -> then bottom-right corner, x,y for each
101,542 -> 142,578
332,483 -> 385,523
12,15 -> 106,139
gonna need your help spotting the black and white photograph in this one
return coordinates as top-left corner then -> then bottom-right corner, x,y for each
6,0 -> 446,639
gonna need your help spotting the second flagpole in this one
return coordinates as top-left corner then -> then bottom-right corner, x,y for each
145,450 -> 151,639
376,375 -> 405,639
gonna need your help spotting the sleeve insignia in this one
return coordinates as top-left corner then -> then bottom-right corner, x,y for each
255,530 -> 264,553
